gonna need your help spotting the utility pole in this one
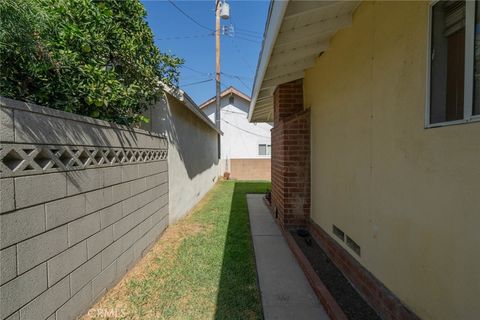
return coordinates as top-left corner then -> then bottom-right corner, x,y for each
215,0 -> 229,160
215,0 -> 221,132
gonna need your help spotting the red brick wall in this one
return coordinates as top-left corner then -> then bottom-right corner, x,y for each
271,79 -> 310,228
273,79 -> 304,123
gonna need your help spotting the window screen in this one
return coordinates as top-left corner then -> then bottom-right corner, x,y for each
474,2 -> 480,115
430,0 -> 466,123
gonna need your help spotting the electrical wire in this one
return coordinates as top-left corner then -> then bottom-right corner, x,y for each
180,78 -> 214,87
236,28 -> 263,36
221,73 -> 251,91
229,38 -> 255,73
167,0 -> 213,32
182,66 -> 252,81
221,72 -> 252,80
182,65 -> 211,76
231,30 -> 263,40
181,66 -> 253,92
234,30 -> 263,40
221,23 -> 262,42
221,118 -> 270,138
230,15 -> 264,37
223,111 -> 272,133
157,33 -> 213,41
235,35 -> 262,44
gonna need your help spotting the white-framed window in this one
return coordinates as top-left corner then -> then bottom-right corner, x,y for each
258,144 -> 271,156
426,0 -> 480,127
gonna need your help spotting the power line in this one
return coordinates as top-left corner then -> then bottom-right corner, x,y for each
221,118 -> 270,138
234,77 -> 251,92
180,78 -> 214,87
235,35 -> 262,44
221,73 -> 251,91
167,0 -> 213,32
180,65 -> 254,92
230,15 -> 264,37
221,72 -> 253,81
236,27 -> 263,36
234,30 -> 263,40
180,75 -> 214,81
181,65 -> 212,76
181,66 -> 251,82
229,37 -> 255,73
222,23 -> 263,42
157,33 -> 213,41
230,29 -> 263,40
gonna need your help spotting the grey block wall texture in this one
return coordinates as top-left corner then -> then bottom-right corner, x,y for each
0,97 -> 169,320
143,91 -> 220,224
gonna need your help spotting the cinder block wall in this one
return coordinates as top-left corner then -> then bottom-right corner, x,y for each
144,93 -> 220,224
0,97 -> 169,320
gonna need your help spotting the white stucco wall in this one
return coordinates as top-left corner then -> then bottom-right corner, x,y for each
143,93 -> 220,224
202,95 -> 272,163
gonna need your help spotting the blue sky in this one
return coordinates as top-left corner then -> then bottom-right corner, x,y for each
141,0 -> 270,105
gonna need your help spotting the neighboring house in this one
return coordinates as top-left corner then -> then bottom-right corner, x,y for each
143,86 -> 221,224
249,1 -> 479,320
200,87 -> 272,180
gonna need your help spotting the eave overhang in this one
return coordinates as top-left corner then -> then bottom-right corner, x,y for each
249,0 -> 359,122
162,85 -> 223,135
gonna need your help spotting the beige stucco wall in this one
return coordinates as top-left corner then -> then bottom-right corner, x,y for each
230,158 -> 271,181
144,93 -> 220,224
304,2 -> 480,319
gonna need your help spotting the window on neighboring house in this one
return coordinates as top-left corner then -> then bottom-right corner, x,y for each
258,144 -> 271,156
229,94 -> 234,104
428,0 -> 480,126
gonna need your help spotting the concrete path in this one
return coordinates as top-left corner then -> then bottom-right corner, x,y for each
247,194 -> 330,320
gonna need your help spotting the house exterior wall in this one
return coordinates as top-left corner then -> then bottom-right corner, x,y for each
203,95 -> 272,159
0,97 -> 169,320
144,93 -> 220,224
304,2 -> 480,320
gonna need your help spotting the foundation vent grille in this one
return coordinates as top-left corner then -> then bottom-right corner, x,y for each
332,225 -> 345,242
346,236 -> 361,256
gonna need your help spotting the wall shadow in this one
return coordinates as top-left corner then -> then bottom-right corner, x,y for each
146,94 -> 219,180
214,181 -> 270,320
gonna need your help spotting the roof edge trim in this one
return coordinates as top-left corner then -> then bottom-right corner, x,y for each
248,0 -> 289,122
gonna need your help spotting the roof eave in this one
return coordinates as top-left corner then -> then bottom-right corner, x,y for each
162,84 -> 223,135
249,1 -> 360,123
248,0 -> 289,122
198,86 -> 251,109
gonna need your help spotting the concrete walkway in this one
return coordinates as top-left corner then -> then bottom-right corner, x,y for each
247,194 -> 330,320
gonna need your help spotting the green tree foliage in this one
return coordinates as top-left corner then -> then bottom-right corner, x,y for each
0,0 -> 183,124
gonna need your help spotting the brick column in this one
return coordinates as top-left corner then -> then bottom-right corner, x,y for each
271,79 -> 310,228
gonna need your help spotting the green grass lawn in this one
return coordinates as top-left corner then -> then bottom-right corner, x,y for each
84,180 -> 270,320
